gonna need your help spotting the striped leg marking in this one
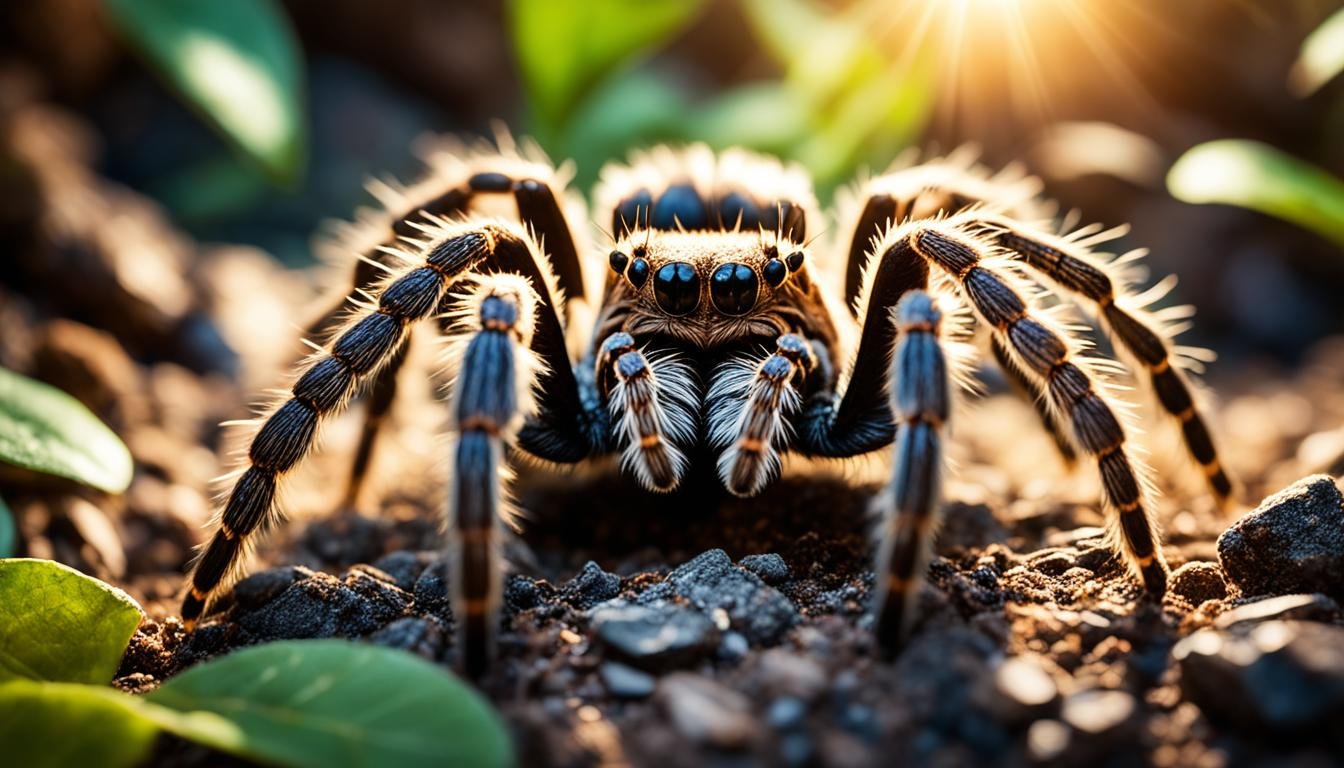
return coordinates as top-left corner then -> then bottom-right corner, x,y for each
874,292 -> 949,654
708,334 -> 814,497
911,223 -> 1169,596
984,218 -> 1233,503
597,333 -> 697,493
446,277 -> 540,679
182,225 -> 513,626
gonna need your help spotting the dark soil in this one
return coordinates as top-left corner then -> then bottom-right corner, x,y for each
6,84 -> 1344,768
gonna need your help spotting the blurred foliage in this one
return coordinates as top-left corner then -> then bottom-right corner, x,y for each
0,498 -> 13,559
1168,11 -> 1344,250
0,367 -> 132,494
0,560 -> 512,768
103,0 -> 307,184
1169,140 -> 1344,248
1289,6 -> 1344,96
0,559 -> 143,685
509,0 -> 935,196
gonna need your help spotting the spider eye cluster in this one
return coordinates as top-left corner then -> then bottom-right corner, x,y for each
607,243 -> 807,317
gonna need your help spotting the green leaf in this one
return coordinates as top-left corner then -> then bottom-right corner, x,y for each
1290,7 -> 1344,96
0,559 -> 143,685
509,0 -> 707,137
0,681 -> 161,768
0,496 -> 15,558
103,0 -> 307,183
0,367 -> 133,493
147,640 -> 513,768
1168,139 -> 1344,247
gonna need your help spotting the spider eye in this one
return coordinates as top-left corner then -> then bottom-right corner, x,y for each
762,259 -> 788,287
710,263 -> 758,316
653,262 -> 700,315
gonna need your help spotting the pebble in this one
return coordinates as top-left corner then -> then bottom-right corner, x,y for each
236,569 -> 411,640
562,561 -> 621,610
657,673 -> 761,749
1168,561 -> 1228,605
599,661 -> 656,699
667,549 -> 798,643
765,697 -> 808,730
371,551 -> 429,592
976,655 -> 1059,724
593,602 -> 717,670
1060,689 -> 1136,737
757,649 -> 827,701
232,565 -> 312,610
368,616 -> 445,660
739,553 -> 791,585
1174,620 -> 1344,731
1026,719 -> 1071,762
412,559 -> 452,623
1217,475 -> 1344,598
1214,593 -> 1339,628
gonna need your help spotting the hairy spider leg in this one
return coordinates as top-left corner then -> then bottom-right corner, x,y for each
707,334 -> 815,497
874,291 -> 950,653
311,165 -> 589,509
183,223 -> 595,636
972,214 -> 1234,504
911,220 -> 1169,596
443,277 -> 543,679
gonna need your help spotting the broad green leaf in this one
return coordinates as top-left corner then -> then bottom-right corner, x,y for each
1290,7 -> 1344,96
510,0 -> 707,137
0,559 -> 143,684
0,367 -> 133,492
1168,140 -> 1344,247
147,640 -> 513,768
0,681 -> 160,768
0,496 -> 15,558
103,0 -> 306,183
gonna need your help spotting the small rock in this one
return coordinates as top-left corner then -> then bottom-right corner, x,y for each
237,570 -> 411,640
1027,549 -> 1077,576
232,566 -> 311,610
668,549 -> 797,643
599,661 -> 656,699
657,673 -> 761,749
757,649 -> 827,701
593,602 -> 717,670
739,553 -> 790,585
1026,719 -> 1071,763
504,574 -> 542,611
369,617 -> 445,659
413,559 -> 452,623
1215,593 -> 1339,628
562,561 -> 621,610
1060,689 -> 1136,737
1169,561 -> 1228,605
976,655 -> 1059,724
371,551 -> 429,591
1175,620 -> 1344,731
765,697 -> 808,730
1217,475 -> 1344,598
718,631 -> 749,662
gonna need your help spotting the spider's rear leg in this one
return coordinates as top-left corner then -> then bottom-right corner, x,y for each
443,276 -> 543,679
913,222 -> 1170,596
991,335 -> 1078,466
976,215 -> 1234,503
707,334 -> 815,497
875,291 -> 950,653
595,333 -> 697,492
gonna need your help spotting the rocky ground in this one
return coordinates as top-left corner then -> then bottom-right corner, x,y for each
5,93 -> 1344,767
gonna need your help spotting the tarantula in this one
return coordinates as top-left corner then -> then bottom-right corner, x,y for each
182,134 -> 1232,677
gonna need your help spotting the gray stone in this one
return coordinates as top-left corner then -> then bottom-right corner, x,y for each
232,565 -> 311,610
739,553 -> 790,585
369,616 -> 445,660
1215,593 -> 1339,628
371,551 -> 429,591
1060,689 -> 1136,737
668,549 -> 797,643
593,602 -> 717,670
657,673 -> 761,749
237,569 -> 411,640
562,560 -> 621,610
599,661 -> 656,699
1217,475 -> 1344,598
1174,620 -> 1344,732
757,649 -> 827,701
1169,561 -> 1228,605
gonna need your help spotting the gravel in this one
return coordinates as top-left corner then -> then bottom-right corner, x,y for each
1217,475 -> 1344,599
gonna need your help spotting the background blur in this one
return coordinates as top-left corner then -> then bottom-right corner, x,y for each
3,0 -> 1342,365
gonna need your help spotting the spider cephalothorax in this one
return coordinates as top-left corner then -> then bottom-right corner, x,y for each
181,133 -> 1233,678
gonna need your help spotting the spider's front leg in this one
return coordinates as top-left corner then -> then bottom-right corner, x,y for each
442,276 -> 544,679
594,333 -> 697,492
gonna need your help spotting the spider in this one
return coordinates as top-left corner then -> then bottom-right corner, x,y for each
182,133 -> 1233,678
